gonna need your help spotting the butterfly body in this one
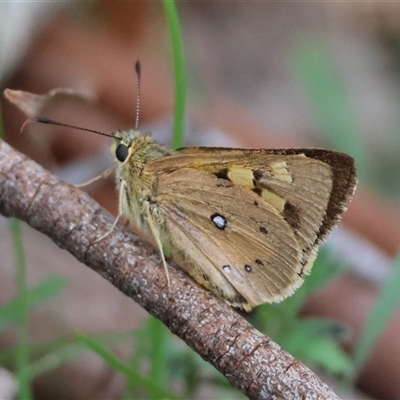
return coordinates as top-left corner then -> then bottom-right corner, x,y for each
113,130 -> 356,311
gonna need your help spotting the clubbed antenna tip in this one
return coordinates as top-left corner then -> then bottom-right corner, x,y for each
134,60 -> 141,130
135,60 -> 141,80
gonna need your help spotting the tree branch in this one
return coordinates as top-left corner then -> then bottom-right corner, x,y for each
0,139 -> 340,400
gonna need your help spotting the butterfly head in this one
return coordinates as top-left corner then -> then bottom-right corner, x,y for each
112,129 -> 142,164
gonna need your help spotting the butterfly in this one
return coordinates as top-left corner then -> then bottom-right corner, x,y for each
111,132 -> 356,310
5,63 -> 357,311
28,115 -> 356,310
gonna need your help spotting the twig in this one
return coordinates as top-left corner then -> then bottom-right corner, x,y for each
0,139 -> 340,400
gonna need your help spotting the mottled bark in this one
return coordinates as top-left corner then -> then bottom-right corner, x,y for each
0,139 -> 340,400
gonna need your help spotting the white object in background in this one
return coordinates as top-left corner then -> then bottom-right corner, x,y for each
0,368 -> 17,400
0,1 -> 65,81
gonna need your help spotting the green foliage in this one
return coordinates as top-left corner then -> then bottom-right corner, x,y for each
75,318 -> 244,399
283,318 -> 352,375
163,0 -> 186,150
251,247 -> 353,376
0,275 -> 67,332
351,251 -> 400,381
291,37 -> 400,390
10,218 -> 32,400
291,38 -> 368,180
76,330 -> 181,400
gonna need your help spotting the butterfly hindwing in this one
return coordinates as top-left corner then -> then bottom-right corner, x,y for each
154,168 -> 305,309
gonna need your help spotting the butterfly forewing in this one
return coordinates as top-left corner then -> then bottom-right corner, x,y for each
148,147 -> 355,254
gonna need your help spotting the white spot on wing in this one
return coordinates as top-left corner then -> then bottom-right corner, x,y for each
212,214 -> 227,229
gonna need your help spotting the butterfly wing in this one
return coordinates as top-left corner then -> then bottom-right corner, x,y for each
143,147 -> 356,309
148,147 -> 356,274
154,168 -> 304,310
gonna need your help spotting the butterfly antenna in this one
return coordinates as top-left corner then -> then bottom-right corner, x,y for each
134,60 -> 141,130
22,116 -> 117,140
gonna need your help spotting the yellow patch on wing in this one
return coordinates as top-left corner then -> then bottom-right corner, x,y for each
260,189 -> 285,212
271,161 -> 292,183
227,168 -> 254,187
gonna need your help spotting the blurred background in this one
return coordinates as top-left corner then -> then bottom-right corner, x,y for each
1,1 -> 400,399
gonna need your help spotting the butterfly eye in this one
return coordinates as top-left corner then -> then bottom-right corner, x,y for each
116,144 -> 129,162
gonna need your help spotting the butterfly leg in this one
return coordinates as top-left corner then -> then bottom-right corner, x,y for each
144,200 -> 171,290
94,212 -> 122,243
75,166 -> 115,188
93,175 -> 124,243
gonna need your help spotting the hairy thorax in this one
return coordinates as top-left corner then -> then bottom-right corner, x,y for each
113,130 -> 172,234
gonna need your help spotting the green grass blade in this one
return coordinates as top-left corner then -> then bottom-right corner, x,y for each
148,317 -> 167,392
283,318 -> 352,375
123,325 -> 150,398
291,38 -> 367,180
351,251 -> 400,380
1,102 -> 32,396
29,330 -> 138,380
124,317 -> 168,399
75,332 -> 181,399
0,330 -> 137,379
0,275 -> 67,332
10,219 -> 33,400
28,339 -> 88,379
163,0 -> 186,149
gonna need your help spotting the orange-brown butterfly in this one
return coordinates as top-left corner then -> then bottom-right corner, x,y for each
5,62 -> 357,310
